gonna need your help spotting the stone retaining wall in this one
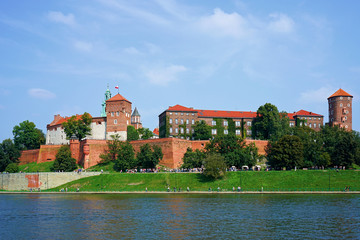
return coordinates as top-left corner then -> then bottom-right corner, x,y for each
0,172 -> 101,191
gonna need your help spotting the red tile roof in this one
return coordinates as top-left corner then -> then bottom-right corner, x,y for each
153,128 -> 159,136
328,88 -> 353,99
167,104 -> 197,112
196,109 -> 257,119
106,93 -> 131,103
49,113 -> 93,126
293,110 -> 323,117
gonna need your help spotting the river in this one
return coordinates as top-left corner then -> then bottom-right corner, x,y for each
0,193 -> 359,239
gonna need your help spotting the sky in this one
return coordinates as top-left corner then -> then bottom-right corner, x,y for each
1,0 -> 359,141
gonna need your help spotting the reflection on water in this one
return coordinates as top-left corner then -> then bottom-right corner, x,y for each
0,194 -> 359,239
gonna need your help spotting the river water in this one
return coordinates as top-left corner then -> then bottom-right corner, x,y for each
0,193 -> 359,239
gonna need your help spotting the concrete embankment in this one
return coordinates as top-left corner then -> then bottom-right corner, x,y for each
0,172 -> 101,191
1,191 -> 359,194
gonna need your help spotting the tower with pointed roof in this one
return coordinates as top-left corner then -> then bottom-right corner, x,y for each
131,107 -> 142,129
328,88 -> 353,131
105,93 -> 132,140
101,85 -> 112,117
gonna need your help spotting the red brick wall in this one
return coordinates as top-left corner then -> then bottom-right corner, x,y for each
246,139 -> 268,155
18,149 -> 40,165
37,145 -> 62,163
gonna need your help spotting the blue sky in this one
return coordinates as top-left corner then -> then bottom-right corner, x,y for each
1,0 -> 359,140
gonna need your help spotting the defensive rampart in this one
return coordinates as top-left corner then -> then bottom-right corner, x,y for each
0,172 -> 101,191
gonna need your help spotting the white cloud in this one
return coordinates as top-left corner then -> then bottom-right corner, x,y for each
74,40 -> 93,52
28,88 -> 56,100
145,65 -> 187,86
299,86 -> 336,104
124,47 -> 141,55
47,11 -> 76,26
268,13 -> 294,33
198,8 -> 250,38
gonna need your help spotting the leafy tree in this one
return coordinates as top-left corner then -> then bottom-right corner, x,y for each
13,120 -> 45,150
0,139 -> 21,172
203,154 -> 227,179
205,134 -> 258,168
192,120 -> 212,140
181,148 -> 206,169
100,134 -> 122,163
252,103 -> 282,140
320,125 -> 358,168
52,145 -> 77,172
5,163 -> 19,173
127,125 -> 139,141
114,141 -> 136,171
62,112 -> 92,141
266,135 -> 304,169
136,144 -> 161,168
137,128 -> 153,140
152,145 -> 163,163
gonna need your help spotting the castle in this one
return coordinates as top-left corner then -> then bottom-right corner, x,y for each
328,88 -> 353,130
46,86 -> 142,145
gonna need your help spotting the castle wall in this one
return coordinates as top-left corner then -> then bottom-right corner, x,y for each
18,149 -> 40,165
87,121 -> 106,140
46,126 -> 68,145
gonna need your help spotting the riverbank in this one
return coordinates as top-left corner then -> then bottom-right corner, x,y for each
45,170 -> 360,192
1,191 -> 360,194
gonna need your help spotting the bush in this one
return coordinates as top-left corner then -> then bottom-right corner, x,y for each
52,145 -> 77,172
5,163 -> 19,173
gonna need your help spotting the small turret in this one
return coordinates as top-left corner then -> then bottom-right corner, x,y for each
131,107 -> 142,129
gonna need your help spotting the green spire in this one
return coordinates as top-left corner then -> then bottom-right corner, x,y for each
101,85 -> 112,117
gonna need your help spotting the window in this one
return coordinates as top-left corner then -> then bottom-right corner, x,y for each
186,113 -> 189,116
186,119 -> 189,124
330,104 -> 332,109
116,111 -> 119,116
169,119 -> 173,124
290,122 -> 295,127
309,123 -> 312,128
247,130 -> 252,136
114,119 -> 117,124
175,119 -> 178,124
192,119 -> 195,124
304,123 -> 307,126
236,129 -> 241,135
175,128 -> 178,133
348,97 -> 351,100
318,118 -> 321,120
180,128 -> 184,134
340,103 -> 343,107
212,129 -> 217,135
247,121 -> 252,126
236,121 -> 240,127
186,128 -> 189,133
169,112 -> 173,115
309,117 -> 312,120
340,97 -> 343,100
111,112 -> 114,116
170,128 -> 173,133
224,129 -> 228,135
192,113 -> 195,116
212,120 -> 216,126
314,123 -> 317,128
224,120 -> 228,126
345,125 -> 348,128
348,103 -> 351,107
181,119 -> 184,124
175,112 -> 178,115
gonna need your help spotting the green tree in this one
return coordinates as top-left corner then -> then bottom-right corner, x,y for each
62,112 -> 92,141
127,125 -> 139,141
252,103 -> 283,140
203,154 -> 227,180
266,135 -> 304,169
137,128 -> 153,140
0,139 -> 21,172
52,145 -> 77,172
136,144 -> 161,168
13,120 -> 45,150
5,163 -> 19,173
100,134 -> 122,163
152,145 -> 163,163
181,148 -> 206,169
114,141 -> 136,171
192,120 -> 212,140
205,134 -> 258,168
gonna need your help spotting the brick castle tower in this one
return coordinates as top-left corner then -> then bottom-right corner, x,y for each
105,93 -> 132,140
328,88 -> 353,131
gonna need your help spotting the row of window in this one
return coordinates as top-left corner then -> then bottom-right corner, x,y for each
109,111 -> 130,117
211,120 -> 251,127
169,112 -> 195,116
113,119 -> 129,125
170,128 -> 193,134
330,103 -> 351,108
329,96 -> 351,102
299,122 -> 321,128
298,117 -> 322,120
169,119 -> 195,125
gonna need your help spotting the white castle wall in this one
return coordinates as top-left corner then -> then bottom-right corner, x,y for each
46,127 -> 69,145
87,122 -> 106,140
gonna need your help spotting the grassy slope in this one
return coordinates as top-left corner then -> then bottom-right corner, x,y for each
48,170 -> 360,192
18,161 -> 54,172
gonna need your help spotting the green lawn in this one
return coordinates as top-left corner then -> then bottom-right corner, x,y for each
48,170 -> 360,192
18,161 -> 54,172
